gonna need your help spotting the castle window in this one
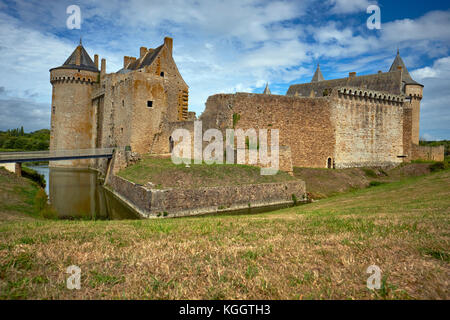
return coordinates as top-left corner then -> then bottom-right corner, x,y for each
147,101 -> 153,108
327,157 -> 332,169
52,106 -> 56,114
160,72 -> 164,77
169,136 -> 174,153
122,100 -> 124,107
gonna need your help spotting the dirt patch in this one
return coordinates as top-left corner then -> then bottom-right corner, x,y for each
386,163 -> 431,180
294,163 -> 432,199
294,167 -> 370,198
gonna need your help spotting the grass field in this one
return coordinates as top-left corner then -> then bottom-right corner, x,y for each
0,167 -> 449,299
118,155 -> 296,189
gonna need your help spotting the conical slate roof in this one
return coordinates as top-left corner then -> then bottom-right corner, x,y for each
51,41 -> 99,72
311,63 -> 324,82
389,50 -> 422,86
263,83 -> 271,94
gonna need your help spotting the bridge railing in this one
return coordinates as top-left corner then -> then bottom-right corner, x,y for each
0,148 -> 116,162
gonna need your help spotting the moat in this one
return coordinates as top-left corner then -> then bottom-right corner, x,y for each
28,165 -> 139,220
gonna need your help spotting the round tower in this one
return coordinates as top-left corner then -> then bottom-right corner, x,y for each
49,40 -> 100,167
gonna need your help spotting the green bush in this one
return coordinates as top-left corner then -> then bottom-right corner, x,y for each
429,161 -> 448,172
33,189 -> 48,213
232,113 -> 241,128
33,188 -> 58,219
369,181 -> 386,187
22,166 -> 46,188
39,206 -> 58,219
362,168 -> 377,178
291,194 -> 298,205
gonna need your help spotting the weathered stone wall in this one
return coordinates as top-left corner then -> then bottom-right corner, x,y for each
92,40 -> 190,157
49,68 -> 99,168
148,180 -> 306,217
412,144 -> 445,161
231,146 -> 294,175
151,120 -> 196,154
105,146 -> 305,218
201,93 -> 335,168
106,172 -> 306,218
200,90 -> 409,169
405,84 -> 423,145
106,173 -> 152,215
331,88 -> 405,168
402,106 -> 413,162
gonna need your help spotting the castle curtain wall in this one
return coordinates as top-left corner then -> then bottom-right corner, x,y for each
330,90 -> 405,168
201,93 -> 336,168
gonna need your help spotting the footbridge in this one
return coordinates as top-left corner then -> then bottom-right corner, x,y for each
0,148 -> 115,164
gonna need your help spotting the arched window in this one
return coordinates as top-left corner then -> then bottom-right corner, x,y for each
327,157 -> 332,169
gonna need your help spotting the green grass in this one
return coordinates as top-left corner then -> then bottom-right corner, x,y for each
362,168 -> 377,178
117,155 -> 296,189
0,170 -> 449,299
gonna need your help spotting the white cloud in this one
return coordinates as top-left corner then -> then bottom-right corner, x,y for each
0,1 -> 449,139
411,57 -> 450,140
328,0 -> 376,15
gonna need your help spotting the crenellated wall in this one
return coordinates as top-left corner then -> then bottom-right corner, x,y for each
331,87 -> 406,168
200,89 -> 412,169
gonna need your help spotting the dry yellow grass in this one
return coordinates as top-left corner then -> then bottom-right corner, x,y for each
0,169 -> 449,299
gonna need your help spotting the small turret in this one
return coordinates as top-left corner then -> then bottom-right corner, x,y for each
389,49 -> 422,87
263,83 -> 271,94
311,63 -> 325,82
389,49 -> 423,146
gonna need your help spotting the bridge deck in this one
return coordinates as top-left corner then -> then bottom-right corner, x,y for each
0,148 -> 115,163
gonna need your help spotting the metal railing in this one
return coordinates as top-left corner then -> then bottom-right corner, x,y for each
0,148 -> 115,163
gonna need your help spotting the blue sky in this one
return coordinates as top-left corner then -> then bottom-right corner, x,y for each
0,0 -> 449,140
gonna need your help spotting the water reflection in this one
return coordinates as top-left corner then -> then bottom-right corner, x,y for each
27,165 -> 138,220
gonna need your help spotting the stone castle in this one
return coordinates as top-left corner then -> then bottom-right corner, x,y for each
49,37 -> 195,169
49,38 -> 443,170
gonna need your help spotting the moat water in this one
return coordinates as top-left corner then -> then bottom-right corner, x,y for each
27,165 -> 139,220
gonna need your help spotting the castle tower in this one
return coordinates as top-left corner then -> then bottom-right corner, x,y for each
49,40 -> 99,167
263,83 -> 271,94
389,50 -> 423,145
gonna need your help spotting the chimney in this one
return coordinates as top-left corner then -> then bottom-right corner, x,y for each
123,56 -> 129,68
75,46 -> 81,66
94,54 -> 99,69
140,47 -> 147,58
101,58 -> 106,75
164,37 -> 173,55
349,72 -> 356,78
